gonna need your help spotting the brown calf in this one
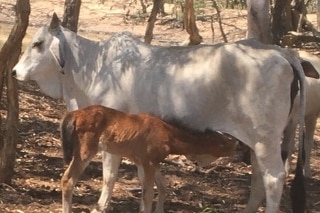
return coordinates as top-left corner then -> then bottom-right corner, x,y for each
60,105 -> 237,213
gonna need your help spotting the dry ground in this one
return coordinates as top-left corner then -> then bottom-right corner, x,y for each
0,0 -> 320,212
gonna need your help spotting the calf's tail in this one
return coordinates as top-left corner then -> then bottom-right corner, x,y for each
60,113 -> 76,164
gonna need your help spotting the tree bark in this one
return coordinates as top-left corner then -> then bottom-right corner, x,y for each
271,0 -> 313,45
139,0 -> 147,14
184,0 -> 203,45
271,0 -> 290,44
246,0 -> 271,44
62,0 -> 82,33
0,0 -> 30,184
144,0 -> 161,44
318,0 -> 320,30
213,0 -> 227,43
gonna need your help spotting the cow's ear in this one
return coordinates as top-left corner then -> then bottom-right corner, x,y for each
49,12 -> 61,30
50,37 -> 65,73
301,60 -> 320,79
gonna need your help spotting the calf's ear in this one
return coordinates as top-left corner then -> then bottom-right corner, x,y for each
301,60 -> 320,79
50,12 -> 61,30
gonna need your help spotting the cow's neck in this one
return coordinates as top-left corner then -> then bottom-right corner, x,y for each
61,80 -> 92,111
63,31 -> 101,75
59,31 -> 101,110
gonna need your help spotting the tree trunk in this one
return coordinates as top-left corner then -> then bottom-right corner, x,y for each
159,0 -> 166,16
139,0 -> 147,14
144,0 -> 161,44
271,0 -> 311,45
318,0 -> 320,30
246,0 -> 271,44
184,0 -> 203,45
0,0 -> 30,184
291,0 -> 308,32
62,0 -> 82,33
213,0 -> 228,43
271,0 -> 290,44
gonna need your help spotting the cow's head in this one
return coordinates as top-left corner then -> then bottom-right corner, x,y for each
12,12 -> 65,99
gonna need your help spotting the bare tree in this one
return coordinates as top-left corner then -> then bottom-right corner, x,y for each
318,0 -> 320,30
247,0 -> 317,45
62,0 -> 82,33
144,0 -> 202,45
271,0 -> 291,44
184,0 -> 203,45
272,0 -> 320,46
212,0 -> 228,43
0,0 -> 30,183
139,0 -> 148,14
144,0 -> 161,43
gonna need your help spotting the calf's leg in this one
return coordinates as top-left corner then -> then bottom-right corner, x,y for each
154,168 -> 166,213
137,165 -> 146,212
93,152 -> 122,213
140,164 -> 156,213
62,157 -> 91,213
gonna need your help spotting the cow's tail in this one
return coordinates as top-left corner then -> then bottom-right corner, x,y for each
288,56 -> 306,213
60,113 -> 76,165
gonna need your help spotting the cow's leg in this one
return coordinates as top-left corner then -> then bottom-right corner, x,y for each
62,158 -> 91,213
92,152 -> 122,213
261,157 -> 285,212
249,142 -> 285,213
304,114 -> 317,178
154,168 -> 166,213
281,117 -> 298,176
243,149 -> 265,213
138,166 -> 166,213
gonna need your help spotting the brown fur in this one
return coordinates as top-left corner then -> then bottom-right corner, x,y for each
60,105 -> 236,213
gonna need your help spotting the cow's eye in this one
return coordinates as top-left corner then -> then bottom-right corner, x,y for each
32,41 -> 43,48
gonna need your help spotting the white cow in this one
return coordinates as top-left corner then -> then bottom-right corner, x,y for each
282,51 -> 320,178
12,13 -> 318,213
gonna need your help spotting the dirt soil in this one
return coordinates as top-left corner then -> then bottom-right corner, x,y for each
0,0 -> 320,212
